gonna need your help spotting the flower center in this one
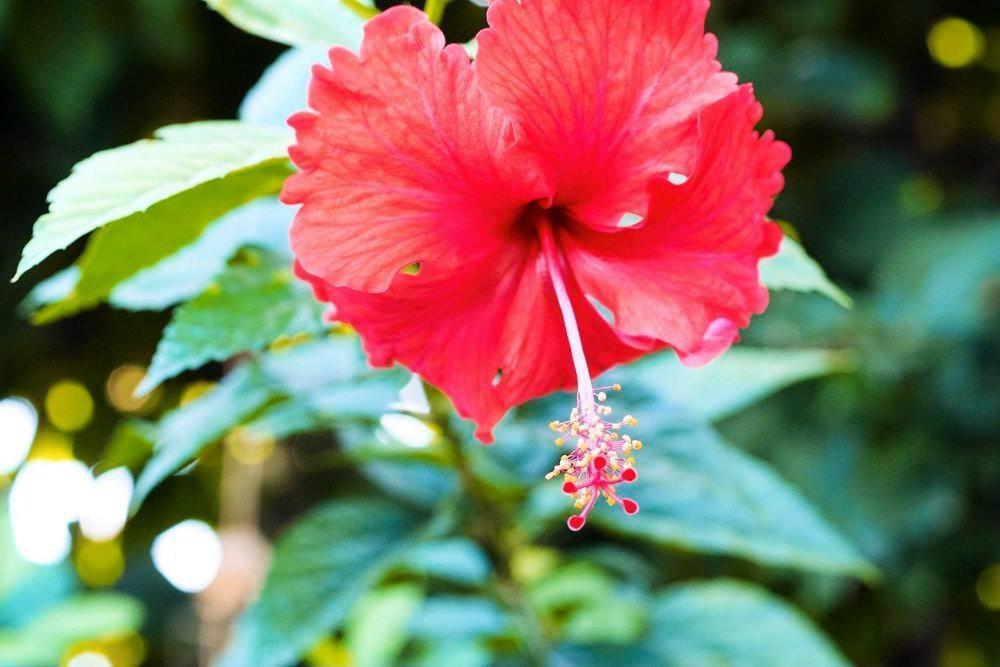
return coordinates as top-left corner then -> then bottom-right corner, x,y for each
537,218 -> 641,532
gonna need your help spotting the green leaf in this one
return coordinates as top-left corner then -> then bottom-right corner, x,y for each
408,597 -> 510,639
109,198 -> 293,311
631,347 -> 853,420
648,580 -> 849,666
0,593 -> 144,666
131,364 -> 274,511
14,122 -> 291,283
345,583 -> 423,667
399,538 -> 492,586
138,251 -> 325,395
241,48 -> 325,127
205,0 -> 375,50
219,497 -> 423,667
760,236 -> 853,308
523,422 -> 877,580
19,198 -> 293,314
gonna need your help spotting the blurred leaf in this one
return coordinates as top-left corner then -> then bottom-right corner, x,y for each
632,347 -> 853,420
97,420 -> 157,474
109,198 -> 293,311
523,423 -> 877,580
345,583 -> 423,667
131,363 -> 274,510
220,497 -> 422,667
204,0 -> 375,49
18,198 -> 293,314
412,639 -> 491,667
876,217 -> 1000,338
647,580 -> 849,666
242,399 -> 322,439
761,236 -> 853,308
138,251 -> 325,394
408,596 -> 510,639
0,593 -> 144,666
241,47 -> 325,126
398,538 -> 492,586
15,122 -> 291,282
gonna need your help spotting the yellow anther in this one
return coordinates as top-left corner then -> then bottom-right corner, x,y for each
613,384 -> 621,391
623,415 -> 637,427
554,437 -> 565,446
627,456 -> 635,465
549,420 -> 560,430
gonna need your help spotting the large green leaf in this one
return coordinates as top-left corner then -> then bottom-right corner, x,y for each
131,363 -> 274,511
647,581 -> 849,666
138,252 -> 325,395
22,198 -> 293,314
760,236 -> 853,308
205,0 -> 375,50
631,347 -> 853,420
522,419 -> 877,580
14,122 -> 291,283
345,583 -> 423,667
0,593 -> 144,666
219,498 -> 422,667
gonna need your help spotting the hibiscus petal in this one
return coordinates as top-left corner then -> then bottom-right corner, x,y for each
296,243 -> 647,443
563,86 -> 790,363
476,0 -> 737,230
283,6 -> 543,293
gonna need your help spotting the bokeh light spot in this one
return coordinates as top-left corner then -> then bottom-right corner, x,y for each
45,381 -> 94,433
927,17 -> 985,69
151,520 -> 223,593
379,413 -> 437,449
76,538 -> 126,588
224,426 -> 276,465
65,651 -> 113,667
0,396 -> 38,474
105,365 -> 160,415
975,563 -> 1000,610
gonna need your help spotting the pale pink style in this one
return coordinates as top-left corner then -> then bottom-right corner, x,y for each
283,0 -> 789,525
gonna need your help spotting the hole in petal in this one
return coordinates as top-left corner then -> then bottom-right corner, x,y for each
400,262 -> 421,276
492,369 -> 503,387
586,295 -> 616,326
617,212 -> 643,228
667,172 -> 689,185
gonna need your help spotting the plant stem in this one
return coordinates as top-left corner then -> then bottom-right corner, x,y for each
423,0 -> 451,25
429,392 -> 549,665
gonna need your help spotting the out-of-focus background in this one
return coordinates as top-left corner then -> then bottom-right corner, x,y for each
0,1 -> 997,666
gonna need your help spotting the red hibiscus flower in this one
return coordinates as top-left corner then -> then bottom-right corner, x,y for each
283,0 -> 790,530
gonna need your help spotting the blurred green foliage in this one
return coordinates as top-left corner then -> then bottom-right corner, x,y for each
1,0 -> 997,666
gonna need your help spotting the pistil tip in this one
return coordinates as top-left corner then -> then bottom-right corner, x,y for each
567,515 -> 586,531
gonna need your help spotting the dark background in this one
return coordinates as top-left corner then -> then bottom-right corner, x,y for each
1,1 -> 998,665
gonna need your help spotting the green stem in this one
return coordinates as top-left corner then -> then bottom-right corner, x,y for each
428,392 -> 548,665
342,0 -> 378,20
422,0 -> 451,25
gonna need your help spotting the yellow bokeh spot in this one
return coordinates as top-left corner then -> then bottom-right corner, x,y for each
510,545 -> 560,584
975,563 -> 1000,610
225,426 -> 276,465
76,538 -> 126,588
62,634 -> 145,667
29,429 -> 73,460
105,365 -> 160,415
179,380 -> 216,407
306,637 -> 352,667
45,381 -> 94,433
927,17 -> 985,69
